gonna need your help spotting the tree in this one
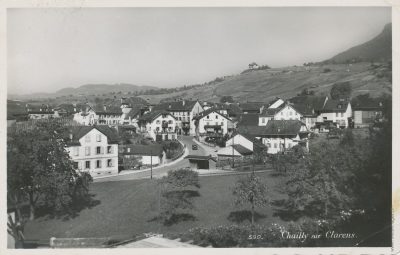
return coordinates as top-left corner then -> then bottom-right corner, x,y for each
158,168 -> 200,225
330,81 -> 352,100
284,140 -> 368,219
232,173 -> 269,226
7,120 -> 92,220
220,96 -> 234,104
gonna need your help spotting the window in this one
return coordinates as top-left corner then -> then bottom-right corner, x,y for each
168,120 -> 173,124
216,115 -> 219,119
96,146 -> 101,155
85,135 -> 91,142
96,160 -> 102,168
156,120 -> 160,124
73,147 -> 79,156
96,134 -> 101,142
267,143 -> 271,148
85,146 -> 90,156
107,159 -> 112,167
85,161 -> 90,169
107,146 -> 113,154
207,115 -> 210,119
127,147 -> 131,153
281,112 -> 283,116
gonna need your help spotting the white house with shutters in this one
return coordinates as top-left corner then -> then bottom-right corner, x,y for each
258,103 -> 302,126
66,126 -> 119,177
138,111 -> 178,141
194,108 -> 233,137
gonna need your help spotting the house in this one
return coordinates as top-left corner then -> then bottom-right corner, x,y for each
120,144 -> 165,169
239,102 -> 264,114
217,144 -> 253,160
27,104 -> 60,119
225,132 -> 265,152
237,120 -> 309,154
317,99 -> 352,128
153,100 -> 203,135
193,108 -> 234,139
258,102 -> 302,126
352,99 -> 384,128
65,125 -> 119,177
288,96 -> 328,129
73,100 -> 143,127
248,62 -> 259,70
185,155 -> 217,170
260,120 -> 309,154
73,104 -> 98,126
138,110 -> 177,141
55,103 -> 77,117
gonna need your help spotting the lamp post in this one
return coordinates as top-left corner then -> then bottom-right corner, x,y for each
232,135 -> 235,168
150,148 -> 153,179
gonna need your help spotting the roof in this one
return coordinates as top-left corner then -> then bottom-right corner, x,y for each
115,236 -> 200,248
236,113 -> 259,126
232,144 -> 253,155
65,125 -> 119,146
230,131 -> 264,148
236,125 -> 267,137
264,120 -> 305,136
185,155 -> 217,161
240,102 -> 263,112
352,98 -> 384,111
260,107 -> 283,116
288,96 -> 327,116
124,107 -> 142,119
93,105 -> 123,115
138,110 -> 173,122
121,144 -> 163,156
193,108 -> 231,121
153,100 -> 198,112
320,99 -> 350,113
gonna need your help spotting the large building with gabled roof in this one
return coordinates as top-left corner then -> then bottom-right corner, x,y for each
65,125 -> 119,177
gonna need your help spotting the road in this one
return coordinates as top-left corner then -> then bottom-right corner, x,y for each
94,135 -> 208,183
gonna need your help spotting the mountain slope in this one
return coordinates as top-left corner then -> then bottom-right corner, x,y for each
140,62 -> 391,103
325,23 -> 391,63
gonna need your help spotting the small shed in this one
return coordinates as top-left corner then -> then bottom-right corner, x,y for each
185,155 -> 217,170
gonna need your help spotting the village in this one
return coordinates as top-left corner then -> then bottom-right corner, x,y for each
7,85 -> 386,180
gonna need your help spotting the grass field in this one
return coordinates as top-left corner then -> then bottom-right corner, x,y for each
24,172 -> 287,242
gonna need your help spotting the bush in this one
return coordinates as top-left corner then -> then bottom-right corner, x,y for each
323,68 -> 331,73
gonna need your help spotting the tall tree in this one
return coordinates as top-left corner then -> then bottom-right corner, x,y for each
330,81 -> 352,100
7,120 -> 92,220
232,173 -> 269,226
158,168 -> 200,224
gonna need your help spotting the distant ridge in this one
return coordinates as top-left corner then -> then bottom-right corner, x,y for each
324,23 -> 391,64
56,83 -> 157,95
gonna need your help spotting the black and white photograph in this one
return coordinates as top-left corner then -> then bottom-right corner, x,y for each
2,1 -> 398,252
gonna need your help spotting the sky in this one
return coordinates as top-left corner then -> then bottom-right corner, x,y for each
7,7 -> 391,95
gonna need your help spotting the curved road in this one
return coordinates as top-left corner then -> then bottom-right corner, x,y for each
94,136 -> 208,183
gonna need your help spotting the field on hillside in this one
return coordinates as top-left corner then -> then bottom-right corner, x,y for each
139,62 -> 391,103
23,172 -> 287,242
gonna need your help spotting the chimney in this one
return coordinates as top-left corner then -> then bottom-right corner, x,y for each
182,100 -> 185,106
69,133 -> 73,140
103,104 -> 107,111
169,105 -> 171,109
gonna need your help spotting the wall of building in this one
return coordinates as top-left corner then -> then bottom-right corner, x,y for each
198,112 -> 229,135
317,104 -> 352,128
67,128 -> 118,176
226,135 -> 253,151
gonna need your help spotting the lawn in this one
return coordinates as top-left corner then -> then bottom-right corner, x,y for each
23,172 -> 287,242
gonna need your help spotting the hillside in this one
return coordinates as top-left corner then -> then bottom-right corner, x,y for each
139,62 -> 391,104
325,23 -> 391,64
